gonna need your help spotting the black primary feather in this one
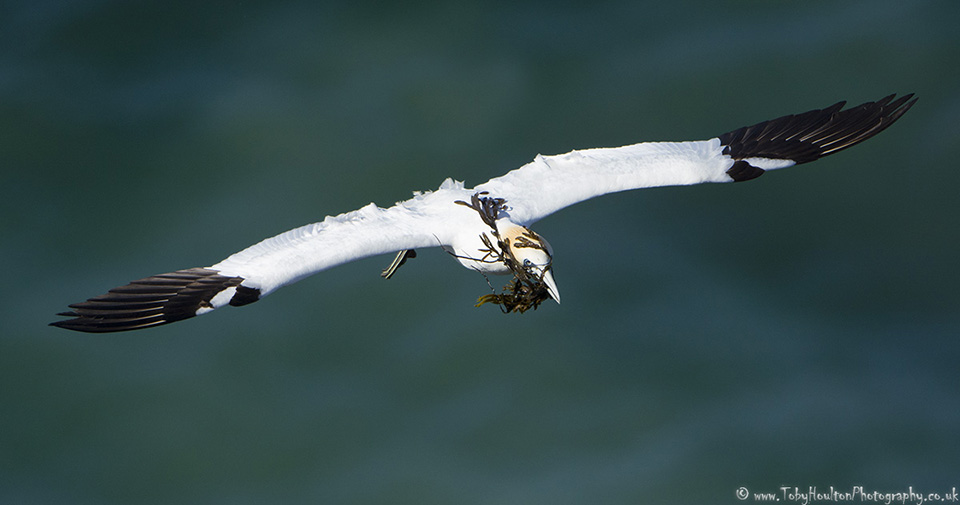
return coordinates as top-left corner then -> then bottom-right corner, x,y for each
719,93 -> 917,181
50,268 -> 259,333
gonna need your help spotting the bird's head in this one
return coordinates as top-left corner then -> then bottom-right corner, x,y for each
496,221 -> 560,304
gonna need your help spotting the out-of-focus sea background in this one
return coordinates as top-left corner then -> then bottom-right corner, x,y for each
2,1 -> 958,503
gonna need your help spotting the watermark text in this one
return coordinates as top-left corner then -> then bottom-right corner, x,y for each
735,486 -> 958,505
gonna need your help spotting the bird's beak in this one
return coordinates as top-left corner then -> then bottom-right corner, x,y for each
541,268 -> 561,304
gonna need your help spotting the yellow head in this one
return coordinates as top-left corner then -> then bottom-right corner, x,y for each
496,221 -> 560,304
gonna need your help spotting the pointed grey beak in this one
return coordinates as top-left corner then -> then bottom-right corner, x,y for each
541,267 -> 561,304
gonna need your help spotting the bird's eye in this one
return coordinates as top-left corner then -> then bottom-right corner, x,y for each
523,259 -> 533,267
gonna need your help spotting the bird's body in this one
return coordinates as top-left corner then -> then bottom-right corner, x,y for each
52,94 -> 917,332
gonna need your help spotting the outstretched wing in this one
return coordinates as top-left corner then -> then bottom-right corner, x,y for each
477,94 -> 916,225
51,186 -> 468,332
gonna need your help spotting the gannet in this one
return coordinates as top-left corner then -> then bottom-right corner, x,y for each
52,94 -> 916,332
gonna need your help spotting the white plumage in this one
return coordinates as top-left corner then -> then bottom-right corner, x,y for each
52,94 -> 916,332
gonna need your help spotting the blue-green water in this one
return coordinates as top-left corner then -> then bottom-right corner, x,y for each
3,1 -> 959,503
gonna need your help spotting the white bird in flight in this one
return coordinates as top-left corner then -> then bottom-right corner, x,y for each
52,93 -> 916,332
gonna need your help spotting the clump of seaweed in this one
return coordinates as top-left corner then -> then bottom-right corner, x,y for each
475,271 -> 551,314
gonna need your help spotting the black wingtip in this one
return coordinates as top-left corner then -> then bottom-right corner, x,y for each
718,93 -> 918,169
51,268 -> 260,333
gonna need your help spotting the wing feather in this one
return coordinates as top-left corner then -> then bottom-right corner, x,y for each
211,194 -> 461,296
52,184 -> 471,332
476,139 -> 730,225
478,94 -> 916,225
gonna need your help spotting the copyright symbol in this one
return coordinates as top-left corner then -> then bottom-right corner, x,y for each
736,487 -> 750,500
